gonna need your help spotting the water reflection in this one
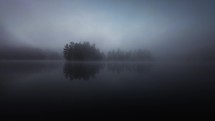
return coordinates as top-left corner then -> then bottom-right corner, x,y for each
0,61 -> 58,81
63,62 -> 104,81
107,62 -> 152,73
63,62 -> 152,81
1,61 -> 215,115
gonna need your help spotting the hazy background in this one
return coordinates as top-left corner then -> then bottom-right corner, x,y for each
0,0 -> 215,60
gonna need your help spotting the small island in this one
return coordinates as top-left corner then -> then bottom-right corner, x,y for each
63,41 -> 153,61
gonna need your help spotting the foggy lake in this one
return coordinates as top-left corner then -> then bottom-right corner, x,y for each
1,61 -> 215,117
1,0 -> 215,119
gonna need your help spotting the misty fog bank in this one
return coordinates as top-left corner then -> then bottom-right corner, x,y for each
0,0 -> 215,61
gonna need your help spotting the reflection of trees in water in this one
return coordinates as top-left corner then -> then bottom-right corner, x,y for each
63,62 -> 152,81
63,62 -> 104,81
107,63 -> 152,73
0,62 -> 58,82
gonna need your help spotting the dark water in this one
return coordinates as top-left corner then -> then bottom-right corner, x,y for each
0,61 -> 215,117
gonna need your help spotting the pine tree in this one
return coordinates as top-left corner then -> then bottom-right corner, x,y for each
64,44 -> 69,60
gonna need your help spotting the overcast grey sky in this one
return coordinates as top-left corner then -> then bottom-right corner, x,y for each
0,0 -> 215,58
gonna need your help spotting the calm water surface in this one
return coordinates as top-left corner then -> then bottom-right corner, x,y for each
0,61 -> 215,117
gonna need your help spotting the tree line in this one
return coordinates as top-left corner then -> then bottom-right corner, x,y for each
64,41 -> 153,61
106,49 -> 153,61
0,47 -> 62,60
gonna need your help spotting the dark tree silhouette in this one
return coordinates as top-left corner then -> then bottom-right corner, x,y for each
64,41 -> 104,61
63,41 -> 153,61
64,44 -> 70,60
